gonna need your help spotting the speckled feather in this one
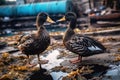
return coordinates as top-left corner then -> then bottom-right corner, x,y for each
18,28 -> 50,55
64,34 -> 106,57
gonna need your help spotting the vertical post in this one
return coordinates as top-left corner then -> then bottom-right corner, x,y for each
92,0 -> 95,9
113,0 -> 117,10
89,0 -> 95,9
88,0 -> 92,9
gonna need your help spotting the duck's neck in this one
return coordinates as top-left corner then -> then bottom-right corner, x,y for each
63,28 -> 75,42
63,18 -> 76,42
36,21 -> 44,30
37,25 -> 45,34
69,18 -> 76,29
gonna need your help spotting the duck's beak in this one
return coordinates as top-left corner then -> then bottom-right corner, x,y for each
57,16 -> 66,22
46,16 -> 55,23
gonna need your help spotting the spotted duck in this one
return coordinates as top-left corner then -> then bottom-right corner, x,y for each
18,12 -> 54,68
57,12 -> 106,64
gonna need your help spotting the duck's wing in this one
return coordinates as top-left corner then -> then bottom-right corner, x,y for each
65,34 -> 106,56
65,34 -> 87,54
83,35 -> 106,52
17,34 -> 35,51
17,34 -> 32,45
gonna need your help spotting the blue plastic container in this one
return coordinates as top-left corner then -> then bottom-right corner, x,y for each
0,0 -> 73,17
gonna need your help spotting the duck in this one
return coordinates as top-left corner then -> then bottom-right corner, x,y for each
57,12 -> 106,64
17,12 -> 55,68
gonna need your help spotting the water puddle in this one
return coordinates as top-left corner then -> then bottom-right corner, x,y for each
42,50 -> 64,70
28,49 -> 68,80
50,71 -> 68,80
33,49 -> 65,70
102,65 -> 120,80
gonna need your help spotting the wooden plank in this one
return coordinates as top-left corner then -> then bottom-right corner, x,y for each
90,13 -> 120,24
51,28 -> 120,40
0,47 -> 19,54
84,28 -> 120,36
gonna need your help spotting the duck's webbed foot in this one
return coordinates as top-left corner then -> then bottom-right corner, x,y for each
69,55 -> 82,64
26,63 -> 37,68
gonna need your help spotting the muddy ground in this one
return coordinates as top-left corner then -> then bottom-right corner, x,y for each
0,25 -> 120,80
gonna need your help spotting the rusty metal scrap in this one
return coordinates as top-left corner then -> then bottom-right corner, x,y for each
90,13 -> 120,24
